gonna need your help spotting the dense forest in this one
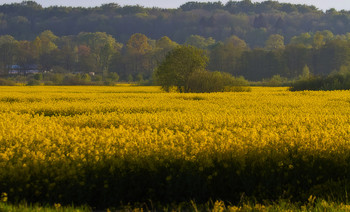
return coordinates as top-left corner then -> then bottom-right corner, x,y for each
1,0 -> 350,84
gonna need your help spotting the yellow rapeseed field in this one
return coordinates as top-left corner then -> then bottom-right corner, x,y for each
0,86 -> 350,207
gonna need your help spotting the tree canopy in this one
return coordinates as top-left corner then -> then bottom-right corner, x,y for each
155,45 -> 208,92
2,1 -> 350,86
0,0 -> 348,47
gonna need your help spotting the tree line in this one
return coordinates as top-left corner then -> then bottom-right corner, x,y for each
2,29 -> 350,85
1,0 -> 350,47
1,0 -> 350,86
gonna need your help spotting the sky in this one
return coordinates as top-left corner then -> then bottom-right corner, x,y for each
1,0 -> 350,11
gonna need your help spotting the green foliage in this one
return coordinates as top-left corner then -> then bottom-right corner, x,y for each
239,48 -> 287,81
136,73 -> 144,82
0,202 -> 91,212
62,74 -> 93,85
1,199 -> 350,211
299,65 -> 311,80
187,70 -> 250,93
0,0 -> 336,48
185,35 -> 216,49
290,33 -> 313,47
265,34 -> 285,50
26,79 -> 41,86
45,73 -> 64,85
262,75 -> 289,87
1,72 -> 123,86
92,75 -> 102,82
0,78 -> 15,86
2,0 -> 350,83
126,33 -> 152,54
108,72 -> 119,82
127,74 -> 134,82
156,36 -> 178,50
208,36 -> 247,76
81,73 -> 91,83
155,45 -> 209,92
2,30 -> 350,84
33,73 -> 43,81
290,66 -> 350,91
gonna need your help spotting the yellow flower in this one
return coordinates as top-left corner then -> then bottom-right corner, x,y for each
1,193 -> 7,202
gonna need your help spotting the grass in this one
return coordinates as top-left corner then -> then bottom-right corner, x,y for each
0,202 -> 90,212
1,198 -> 350,212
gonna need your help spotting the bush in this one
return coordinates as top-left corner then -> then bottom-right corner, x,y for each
62,74 -> 80,85
34,73 -> 43,81
44,81 -> 55,85
290,66 -> 350,91
44,73 -> 64,85
62,74 -> 93,85
290,74 -> 350,91
92,75 -> 102,82
262,75 -> 289,87
27,79 -> 41,86
187,70 -> 250,93
103,81 -> 115,86
0,78 -> 15,86
108,72 -> 120,82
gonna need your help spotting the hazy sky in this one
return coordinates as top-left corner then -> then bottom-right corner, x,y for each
1,0 -> 350,11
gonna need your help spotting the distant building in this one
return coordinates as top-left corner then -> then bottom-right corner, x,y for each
8,64 -> 40,75
8,65 -> 21,75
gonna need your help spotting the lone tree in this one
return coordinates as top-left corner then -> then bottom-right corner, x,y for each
155,45 -> 208,92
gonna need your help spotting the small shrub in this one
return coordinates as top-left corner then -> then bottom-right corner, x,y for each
108,72 -> 120,82
27,79 -> 41,86
34,73 -> 43,81
44,81 -> 55,86
0,78 -> 15,86
92,75 -> 102,82
187,70 -> 250,93
290,74 -> 350,91
262,75 -> 289,87
62,74 -> 92,85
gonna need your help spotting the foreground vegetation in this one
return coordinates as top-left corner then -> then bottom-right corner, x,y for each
1,86 -> 350,210
1,199 -> 350,211
0,201 -> 90,212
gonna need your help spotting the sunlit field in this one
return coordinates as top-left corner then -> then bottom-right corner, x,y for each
1,86 -> 350,210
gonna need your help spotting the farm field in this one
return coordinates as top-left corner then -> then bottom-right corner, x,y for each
0,86 -> 350,210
